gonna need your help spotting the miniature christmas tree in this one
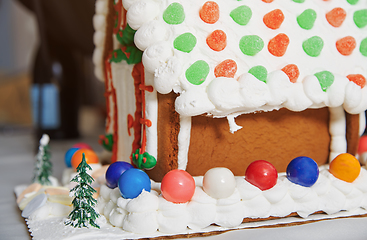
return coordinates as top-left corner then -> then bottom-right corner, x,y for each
65,153 -> 100,229
33,134 -> 52,185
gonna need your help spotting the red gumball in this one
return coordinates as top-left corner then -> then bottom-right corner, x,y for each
245,160 -> 278,191
72,142 -> 93,150
161,169 -> 195,203
358,135 -> 367,155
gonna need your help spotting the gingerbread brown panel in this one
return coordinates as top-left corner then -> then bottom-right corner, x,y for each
146,92 -> 180,182
186,108 -> 331,176
346,112 -> 360,156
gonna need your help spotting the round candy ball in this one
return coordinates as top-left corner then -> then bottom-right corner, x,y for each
358,135 -> 367,155
64,147 -> 80,168
72,142 -> 93,150
161,169 -> 195,203
203,167 -> 236,199
105,161 -> 134,189
71,149 -> 99,169
118,168 -> 151,199
329,153 -> 361,183
286,156 -> 319,187
245,160 -> 278,191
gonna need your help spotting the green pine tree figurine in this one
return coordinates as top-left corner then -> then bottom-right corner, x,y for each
33,134 -> 52,185
65,153 -> 100,229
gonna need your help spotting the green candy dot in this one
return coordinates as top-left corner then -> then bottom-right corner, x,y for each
354,9 -> 367,28
230,5 -> 252,26
302,36 -> 324,57
360,38 -> 367,56
185,60 -> 210,85
314,71 -> 334,92
174,33 -> 197,53
248,66 -> 268,83
163,3 -> 185,25
239,35 -> 264,56
297,9 -> 317,30
347,0 -> 359,5
293,0 -> 305,3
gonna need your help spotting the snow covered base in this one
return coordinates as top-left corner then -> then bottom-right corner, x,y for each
25,209 -> 367,240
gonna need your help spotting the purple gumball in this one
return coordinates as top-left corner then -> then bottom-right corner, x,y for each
105,161 -> 133,189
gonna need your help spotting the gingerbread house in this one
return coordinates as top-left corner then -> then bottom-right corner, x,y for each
93,0 -> 367,181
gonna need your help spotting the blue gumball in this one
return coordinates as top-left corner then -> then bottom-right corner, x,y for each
105,161 -> 133,189
118,168 -> 151,199
64,147 -> 80,168
286,156 -> 319,187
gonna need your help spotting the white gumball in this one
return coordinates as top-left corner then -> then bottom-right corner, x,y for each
203,168 -> 236,199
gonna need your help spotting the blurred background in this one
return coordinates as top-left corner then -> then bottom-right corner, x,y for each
0,0 -> 106,142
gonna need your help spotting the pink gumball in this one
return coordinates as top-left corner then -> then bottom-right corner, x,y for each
161,169 -> 195,203
358,135 -> 367,155
72,142 -> 93,150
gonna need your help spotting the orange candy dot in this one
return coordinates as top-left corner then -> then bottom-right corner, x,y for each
71,149 -> 99,169
200,1 -> 220,24
214,59 -> 237,78
206,30 -> 227,51
268,33 -> 289,57
281,64 -> 300,83
347,74 -> 366,88
336,36 -> 356,56
329,153 -> 361,183
326,7 -> 346,27
263,9 -> 284,30
262,0 -> 274,3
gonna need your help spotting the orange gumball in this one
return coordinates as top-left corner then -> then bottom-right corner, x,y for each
71,149 -> 99,169
329,153 -> 361,183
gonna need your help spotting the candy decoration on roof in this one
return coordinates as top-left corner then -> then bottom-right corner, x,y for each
118,168 -> 151,199
163,3 -> 185,25
71,149 -> 99,170
185,60 -> 210,85
353,9 -> 367,28
99,133 -> 114,152
347,0 -> 359,5
200,1 -> 220,24
263,9 -> 284,30
286,156 -> 319,187
268,33 -> 289,57
314,71 -> 334,92
206,30 -> 227,51
33,134 -> 52,186
245,160 -> 278,191
262,0 -> 274,3
329,153 -> 361,183
214,59 -> 237,78
131,148 -> 157,170
360,37 -> 367,56
336,36 -> 356,56
203,167 -> 236,199
161,169 -> 195,203
248,65 -> 268,83
239,35 -> 264,56
281,64 -> 299,83
326,8 -> 347,28
293,0 -> 305,3
347,74 -> 366,88
302,36 -> 324,57
105,161 -> 133,189
174,33 -> 197,53
230,5 -> 252,26
65,153 -> 100,229
297,9 -> 317,30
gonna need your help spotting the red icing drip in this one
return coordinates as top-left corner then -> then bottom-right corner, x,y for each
104,57 -> 118,163
127,114 -> 134,136
113,0 -> 123,34
131,63 -> 143,154
139,84 -> 153,92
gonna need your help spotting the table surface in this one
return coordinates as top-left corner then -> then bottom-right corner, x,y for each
1,130 -> 367,240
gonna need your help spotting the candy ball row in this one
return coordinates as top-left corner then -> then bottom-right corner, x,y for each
105,153 -> 362,204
